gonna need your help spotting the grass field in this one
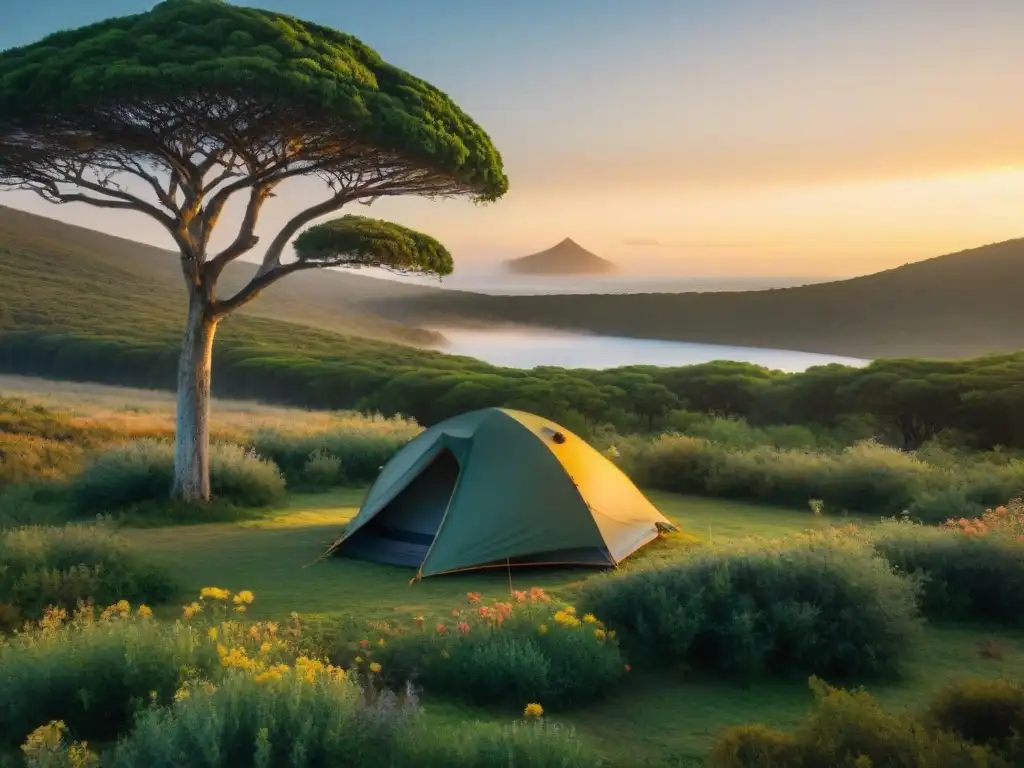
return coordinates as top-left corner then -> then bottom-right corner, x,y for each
119,489 -> 1024,766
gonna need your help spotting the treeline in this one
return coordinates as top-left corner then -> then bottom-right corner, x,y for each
4,326 -> 1024,450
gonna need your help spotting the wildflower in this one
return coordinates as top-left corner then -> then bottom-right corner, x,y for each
234,605 -> 247,614
436,623 -> 448,634
538,623 -> 549,634
183,602 -> 202,619
564,606 -> 576,615
200,587 -> 231,601
207,627 -> 218,641
359,639 -> 370,649
456,621 -> 470,635
369,661 -> 382,673
524,703 -> 544,719
378,638 -> 386,647
354,656 -> 364,664
232,590 -> 255,605
583,613 -> 597,624
467,591 -> 483,604
137,605 -> 153,619
148,690 -> 158,704
528,587 -> 550,603
173,686 -> 190,702
594,628 -> 607,641
513,590 -> 527,603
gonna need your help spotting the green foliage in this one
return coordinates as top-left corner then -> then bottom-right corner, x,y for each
0,524 -> 177,624
871,521 -> 1024,625
579,533 -> 921,681
926,678 -> 1024,760
249,423 -> 415,487
0,1 -> 507,201
107,671 -> 593,768
67,439 -> 285,514
0,609 -> 217,748
294,215 -> 454,276
708,677 -> 994,767
626,435 -> 1024,522
300,448 -> 344,489
375,603 -> 624,710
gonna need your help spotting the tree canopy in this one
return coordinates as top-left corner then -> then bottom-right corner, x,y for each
0,0 -> 506,203
293,215 -> 453,276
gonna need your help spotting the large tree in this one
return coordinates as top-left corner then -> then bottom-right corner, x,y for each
0,0 -> 507,501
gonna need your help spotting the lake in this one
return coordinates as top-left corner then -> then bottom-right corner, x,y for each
431,327 -> 867,372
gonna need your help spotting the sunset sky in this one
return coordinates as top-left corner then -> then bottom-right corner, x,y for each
3,0 -> 1024,277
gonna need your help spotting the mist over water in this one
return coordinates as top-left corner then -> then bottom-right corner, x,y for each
358,267 -> 829,295
432,327 -> 868,372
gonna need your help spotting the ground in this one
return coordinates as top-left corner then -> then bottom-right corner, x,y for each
124,489 -> 1024,766
6,377 -> 1024,765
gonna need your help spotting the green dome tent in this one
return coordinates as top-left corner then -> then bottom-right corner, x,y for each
325,408 -> 676,578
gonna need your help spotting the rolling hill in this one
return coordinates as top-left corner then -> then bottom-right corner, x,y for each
0,205 -> 440,346
505,237 -> 617,275
367,239 -> 1024,359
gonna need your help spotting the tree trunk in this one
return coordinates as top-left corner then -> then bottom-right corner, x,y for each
171,291 -> 218,503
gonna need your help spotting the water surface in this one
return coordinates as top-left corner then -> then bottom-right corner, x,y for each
432,327 -> 867,372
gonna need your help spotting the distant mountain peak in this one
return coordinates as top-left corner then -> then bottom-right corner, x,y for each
505,237 -> 617,275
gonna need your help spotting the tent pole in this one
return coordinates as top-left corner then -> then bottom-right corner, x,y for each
506,557 -> 513,596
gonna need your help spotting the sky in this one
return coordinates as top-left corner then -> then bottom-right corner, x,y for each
2,0 -> 1024,278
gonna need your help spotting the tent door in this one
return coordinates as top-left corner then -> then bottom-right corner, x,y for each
338,448 -> 460,568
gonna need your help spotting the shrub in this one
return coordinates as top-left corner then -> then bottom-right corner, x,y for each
579,532 -> 921,680
301,448 -> 344,489
0,604 -> 217,747
368,590 -> 625,710
871,519 -> 1024,625
67,439 -> 285,513
708,677 -> 992,768
926,678 -> 1024,759
0,524 -> 177,620
250,419 -> 417,487
107,668 -> 596,768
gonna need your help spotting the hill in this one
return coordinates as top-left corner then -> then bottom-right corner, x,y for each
505,237 -> 617,275
0,205 -> 440,346
369,238 -> 1024,359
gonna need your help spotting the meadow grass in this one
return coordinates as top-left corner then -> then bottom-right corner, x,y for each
111,489 -> 1024,765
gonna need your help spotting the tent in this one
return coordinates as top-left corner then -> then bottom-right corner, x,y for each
325,408 -> 676,578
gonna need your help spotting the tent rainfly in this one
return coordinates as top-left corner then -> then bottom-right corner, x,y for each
325,408 -> 676,578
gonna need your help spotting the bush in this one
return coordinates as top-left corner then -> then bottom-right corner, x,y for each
301,448 -> 344,488
0,604 -> 217,747
579,532 -> 921,680
0,524 -> 177,621
708,677 -> 993,768
374,591 -> 625,710
67,439 -> 285,513
106,668 -> 596,768
250,419 -> 417,487
871,519 -> 1024,625
926,678 -> 1024,759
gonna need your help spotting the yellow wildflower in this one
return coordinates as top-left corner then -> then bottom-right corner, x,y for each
354,656 -> 364,664
582,613 -> 597,624
377,638 -> 386,648
173,686 -> 190,702
564,606 -> 576,615
538,624 -> 549,634
207,627 -> 218,641
594,628 -> 607,641
234,605 -> 247,614
369,662 -> 382,673
259,642 -> 272,655
200,587 -> 231,601
115,600 -> 131,615
524,703 -> 544,719
138,605 -> 153,618
232,590 -> 255,605
219,647 -> 256,671
183,602 -> 201,619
